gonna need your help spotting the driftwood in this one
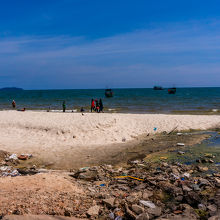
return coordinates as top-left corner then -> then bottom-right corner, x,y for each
167,126 -> 178,135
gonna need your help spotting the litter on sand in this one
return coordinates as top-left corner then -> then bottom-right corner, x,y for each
114,175 -> 144,181
139,200 -> 156,209
160,156 -> 168,160
177,143 -> 185,146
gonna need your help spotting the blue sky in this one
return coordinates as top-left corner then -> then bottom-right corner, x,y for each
0,0 -> 220,89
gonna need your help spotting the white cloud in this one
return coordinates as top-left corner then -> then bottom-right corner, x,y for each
0,20 -> 220,88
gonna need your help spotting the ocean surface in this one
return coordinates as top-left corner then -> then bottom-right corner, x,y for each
0,87 -> 220,114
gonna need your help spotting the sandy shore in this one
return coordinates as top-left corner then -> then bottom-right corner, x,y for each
0,111 -> 220,168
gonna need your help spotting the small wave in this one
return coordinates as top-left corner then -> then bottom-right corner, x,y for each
212,109 -> 218,112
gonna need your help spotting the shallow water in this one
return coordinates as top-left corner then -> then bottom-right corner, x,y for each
0,87 -> 220,113
145,131 -> 220,171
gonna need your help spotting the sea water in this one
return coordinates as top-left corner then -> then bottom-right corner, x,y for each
0,87 -> 219,114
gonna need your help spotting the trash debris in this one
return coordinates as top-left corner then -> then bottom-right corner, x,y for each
183,172 -> 190,178
114,175 -> 144,181
178,151 -> 185,155
0,148 -> 219,219
177,143 -> 185,146
139,200 -> 156,209
17,154 -> 32,160
9,154 -> 18,160
0,166 -> 20,177
65,158 -> 220,218
204,153 -> 215,158
177,132 -> 183,136
109,212 -> 114,219
168,126 -> 178,134
160,156 -> 168,160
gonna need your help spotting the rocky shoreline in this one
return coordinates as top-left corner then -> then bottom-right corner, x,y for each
69,160 -> 220,220
0,148 -> 220,219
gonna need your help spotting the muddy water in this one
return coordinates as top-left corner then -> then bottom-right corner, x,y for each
145,131 -> 220,171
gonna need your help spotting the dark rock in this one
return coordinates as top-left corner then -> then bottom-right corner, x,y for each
103,198 -> 115,208
207,204 -> 217,216
77,170 -> 98,181
185,191 -> 201,205
136,213 -> 149,220
131,204 -> 144,215
142,190 -> 153,200
147,206 -> 162,217
201,158 -> 209,163
175,195 -> 183,202
177,204 -> 199,219
196,159 -> 202,163
191,184 -> 200,191
182,185 -> 192,192
159,181 -> 183,196
126,195 -> 138,203
199,178 -> 211,186
125,203 -> 137,219
17,168 -> 38,175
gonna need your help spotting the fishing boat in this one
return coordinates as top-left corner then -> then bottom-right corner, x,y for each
168,87 -> 176,94
105,89 -> 113,98
153,86 -> 163,90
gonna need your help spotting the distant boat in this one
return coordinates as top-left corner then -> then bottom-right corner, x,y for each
105,89 -> 113,98
153,86 -> 163,90
168,87 -> 176,94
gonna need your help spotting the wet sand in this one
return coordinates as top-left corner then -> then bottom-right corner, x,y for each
19,131 -> 210,170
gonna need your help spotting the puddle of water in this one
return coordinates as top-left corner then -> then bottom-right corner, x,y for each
145,131 -> 220,171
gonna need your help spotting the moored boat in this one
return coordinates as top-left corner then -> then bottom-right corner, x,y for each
168,87 -> 176,94
105,89 -> 113,97
153,86 -> 163,90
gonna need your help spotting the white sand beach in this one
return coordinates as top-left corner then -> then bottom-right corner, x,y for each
0,111 -> 219,168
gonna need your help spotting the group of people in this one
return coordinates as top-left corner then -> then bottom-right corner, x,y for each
12,99 -> 104,113
61,99 -> 104,113
91,99 -> 103,113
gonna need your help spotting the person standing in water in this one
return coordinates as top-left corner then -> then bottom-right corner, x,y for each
12,100 -> 16,109
91,99 -> 95,112
62,101 -> 66,112
99,99 -> 103,113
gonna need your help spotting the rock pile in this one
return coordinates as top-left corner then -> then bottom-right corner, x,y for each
70,161 -> 220,219
0,149 -> 219,219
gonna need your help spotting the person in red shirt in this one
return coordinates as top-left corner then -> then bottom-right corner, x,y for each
91,99 -> 95,112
